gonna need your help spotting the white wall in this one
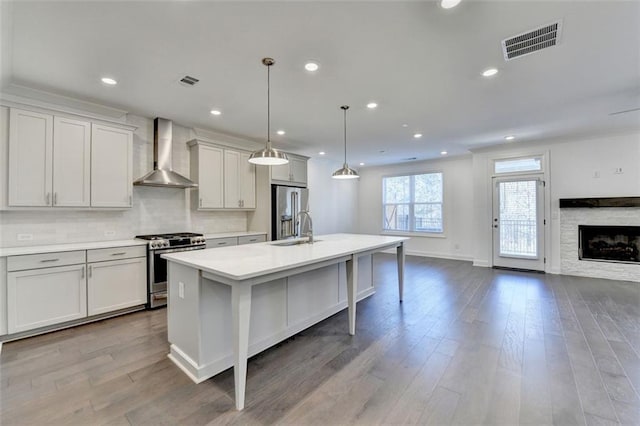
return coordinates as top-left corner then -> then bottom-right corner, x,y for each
0,109 -> 249,247
357,155 -> 474,260
471,131 -> 640,272
307,157 -> 359,235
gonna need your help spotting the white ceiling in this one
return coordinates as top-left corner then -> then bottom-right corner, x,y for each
1,1 -> 639,166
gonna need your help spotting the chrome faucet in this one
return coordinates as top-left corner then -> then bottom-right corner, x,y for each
297,210 -> 314,243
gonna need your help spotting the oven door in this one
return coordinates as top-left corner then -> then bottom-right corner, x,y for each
149,245 -> 205,308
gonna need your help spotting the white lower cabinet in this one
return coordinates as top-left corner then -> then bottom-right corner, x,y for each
87,257 -> 146,316
7,264 -> 87,334
4,245 -> 146,338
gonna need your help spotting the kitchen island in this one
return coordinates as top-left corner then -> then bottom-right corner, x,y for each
162,233 -> 408,410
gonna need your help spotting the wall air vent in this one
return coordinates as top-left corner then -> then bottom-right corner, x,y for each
502,21 -> 562,61
179,75 -> 200,86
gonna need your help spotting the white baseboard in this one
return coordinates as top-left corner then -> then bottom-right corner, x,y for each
473,260 -> 490,267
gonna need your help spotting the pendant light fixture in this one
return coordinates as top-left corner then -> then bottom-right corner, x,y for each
332,105 -> 359,179
248,58 -> 289,165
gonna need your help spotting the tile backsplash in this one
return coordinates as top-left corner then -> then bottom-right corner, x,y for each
0,114 -> 248,247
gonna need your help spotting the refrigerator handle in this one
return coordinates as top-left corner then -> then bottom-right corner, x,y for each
293,191 -> 298,237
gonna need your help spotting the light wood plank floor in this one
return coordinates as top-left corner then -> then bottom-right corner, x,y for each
1,254 -> 639,425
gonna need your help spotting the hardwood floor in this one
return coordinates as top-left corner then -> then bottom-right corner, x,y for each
1,254 -> 639,425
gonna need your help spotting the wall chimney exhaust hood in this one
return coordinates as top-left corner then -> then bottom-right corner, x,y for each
133,118 -> 197,188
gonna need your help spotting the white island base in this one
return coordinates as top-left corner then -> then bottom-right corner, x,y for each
167,256 -> 373,384
163,233 -> 407,410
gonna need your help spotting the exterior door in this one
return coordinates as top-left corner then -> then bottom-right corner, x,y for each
492,176 -> 545,271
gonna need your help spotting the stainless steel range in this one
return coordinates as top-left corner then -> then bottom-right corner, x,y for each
136,232 -> 206,308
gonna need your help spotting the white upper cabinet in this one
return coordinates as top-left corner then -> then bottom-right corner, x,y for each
91,124 -> 133,207
224,149 -> 256,209
53,116 -> 91,207
189,140 -> 255,210
8,109 -> 53,206
7,107 -> 134,209
290,156 -> 308,185
191,143 -> 224,209
270,153 -> 308,186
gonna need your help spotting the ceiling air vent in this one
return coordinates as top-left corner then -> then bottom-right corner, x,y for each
502,21 -> 562,61
179,75 -> 200,86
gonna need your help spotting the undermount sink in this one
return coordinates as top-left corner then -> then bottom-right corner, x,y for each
271,238 -> 321,247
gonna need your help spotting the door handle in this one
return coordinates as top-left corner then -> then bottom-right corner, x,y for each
53,192 -> 58,205
493,225 -> 498,228
81,266 -> 85,278
88,265 -> 93,278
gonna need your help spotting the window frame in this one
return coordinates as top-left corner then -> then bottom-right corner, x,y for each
381,171 -> 445,237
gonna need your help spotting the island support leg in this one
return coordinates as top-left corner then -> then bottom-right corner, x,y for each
346,254 -> 358,335
397,242 -> 405,302
232,284 -> 252,410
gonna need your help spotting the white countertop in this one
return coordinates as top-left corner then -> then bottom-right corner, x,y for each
0,239 -> 147,257
162,233 -> 408,281
0,231 -> 268,257
203,231 -> 266,239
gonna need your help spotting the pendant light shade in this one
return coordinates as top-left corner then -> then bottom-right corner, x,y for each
332,105 -> 359,179
248,58 -> 289,166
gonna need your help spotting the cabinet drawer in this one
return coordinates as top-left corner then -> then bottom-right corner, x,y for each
238,235 -> 266,245
7,250 -> 86,272
206,237 -> 238,249
87,245 -> 146,263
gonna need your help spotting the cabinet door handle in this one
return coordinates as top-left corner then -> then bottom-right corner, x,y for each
88,265 -> 93,278
129,195 -> 132,206
217,242 -> 227,245
200,198 -> 203,207
54,192 -> 58,205
46,192 -> 51,205
40,258 -> 59,263
81,266 -> 85,278
111,252 -> 127,256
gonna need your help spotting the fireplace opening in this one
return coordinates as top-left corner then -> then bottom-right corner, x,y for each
579,225 -> 640,264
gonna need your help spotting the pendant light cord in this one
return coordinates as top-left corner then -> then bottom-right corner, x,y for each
267,63 -> 271,146
343,108 -> 347,165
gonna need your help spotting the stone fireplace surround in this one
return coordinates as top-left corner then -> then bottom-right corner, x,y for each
560,197 -> 640,282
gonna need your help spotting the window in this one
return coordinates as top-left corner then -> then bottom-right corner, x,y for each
383,172 -> 443,233
494,157 -> 542,174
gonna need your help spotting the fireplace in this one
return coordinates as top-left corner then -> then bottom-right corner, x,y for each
579,225 -> 640,264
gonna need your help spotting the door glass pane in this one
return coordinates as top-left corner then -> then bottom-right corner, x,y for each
499,180 -> 538,257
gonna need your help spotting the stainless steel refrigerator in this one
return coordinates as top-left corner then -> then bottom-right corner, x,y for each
272,185 -> 309,240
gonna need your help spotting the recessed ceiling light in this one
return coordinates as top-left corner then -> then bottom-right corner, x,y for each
359,162 -> 365,166
402,124 -> 408,128
305,62 -> 319,72
101,77 -> 117,85
413,133 -> 423,138
482,68 -> 499,77
505,135 -> 516,141
440,151 -> 448,155
366,102 -> 378,109
210,110 -> 221,116
277,130 -> 286,135
319,151 -> 326,155
440,0 -> 461,9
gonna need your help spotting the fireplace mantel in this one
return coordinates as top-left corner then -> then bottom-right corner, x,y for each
559,197 -> 640,208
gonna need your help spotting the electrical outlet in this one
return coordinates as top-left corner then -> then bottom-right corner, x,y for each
104,230 -> 116,237
614,167 -> 623,174
17,233 -> 33,241
178,282 -> 185,299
